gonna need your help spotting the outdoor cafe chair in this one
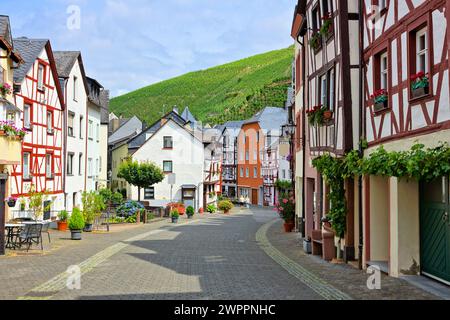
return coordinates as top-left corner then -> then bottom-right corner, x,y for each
17,224 -> 44,252
40,222 -> 51,243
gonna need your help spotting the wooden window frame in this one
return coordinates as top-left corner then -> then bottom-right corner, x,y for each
407,14 -> 433,102
163,136 -> 173,149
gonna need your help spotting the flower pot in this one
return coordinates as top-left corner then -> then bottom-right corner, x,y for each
0,130 -> 4,136
224,209 -> 230,214
323,110 -> 333,120
83,224 -> 93,232
374,100 -> 388,112
172,217 -> 178,223
57,221 -> 68,231
70,230 -> 82,240
7,200 -> 17,208
283,221 -> 295,233
412,86 -> 429,99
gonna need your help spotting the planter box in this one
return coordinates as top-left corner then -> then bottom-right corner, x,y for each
412,86 -> 429,99
374,101 -> 388,112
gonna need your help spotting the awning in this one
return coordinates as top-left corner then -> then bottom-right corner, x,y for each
181,184 -> 197,189
0,98 -> 21,113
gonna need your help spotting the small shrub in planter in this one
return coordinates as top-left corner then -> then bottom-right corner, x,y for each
218,200 -> 234,214
57,210 -> 69,231
206,204 -> 217,214
68,208 -> 85,240
171,210 -> 180,223
186,206 -> 195,219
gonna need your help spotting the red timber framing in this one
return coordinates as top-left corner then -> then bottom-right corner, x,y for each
11,41 -> 65,199
364,0 -> 450,146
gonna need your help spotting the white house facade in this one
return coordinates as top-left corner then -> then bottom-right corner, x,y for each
131,119 -> 204,210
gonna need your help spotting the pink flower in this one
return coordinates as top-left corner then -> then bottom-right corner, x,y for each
283,199 -> 288,204
279,207 -> 284,211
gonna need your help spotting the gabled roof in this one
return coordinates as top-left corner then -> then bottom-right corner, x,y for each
13,38 -> 47,84
0,16 -> 22,63
244,107 -> 288,131
53,51 -> 90,99
13,38 -> 65,109
108,116 -> 143,145
134,117 -> 202,155
181,107 -> 197,123
127,110 -> 187,150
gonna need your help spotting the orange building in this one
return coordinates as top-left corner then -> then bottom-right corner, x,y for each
237,122 -> 264,206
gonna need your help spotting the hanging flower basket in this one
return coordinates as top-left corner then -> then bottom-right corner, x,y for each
6,197 -> 18,208
0,83 -> 12,97
411,72 -> 429,98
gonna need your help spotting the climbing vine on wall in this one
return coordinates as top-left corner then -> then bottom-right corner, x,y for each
312,142 -> 450,239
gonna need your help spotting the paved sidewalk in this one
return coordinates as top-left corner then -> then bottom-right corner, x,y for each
263,218 -> 440,300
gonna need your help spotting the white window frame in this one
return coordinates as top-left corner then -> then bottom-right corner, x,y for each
67,153 -> 74,176
88,120 -> 93,140
329,69 -> 335,112
416,27 -> 428,73
37,64 -> 44,90
320,75 -> 327,107
46,154 -> 53,178
23,104 -> 31,129
253,167 -> 257,178
73,76 -> 78,101
23,152 -> 31,179
46,111 -> 53,133
79,153 -> 83,176
380,52 -> 388,90
96,124 -> 100,142
88,158 -> 93,177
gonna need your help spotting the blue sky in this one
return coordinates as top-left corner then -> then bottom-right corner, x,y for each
4,0 -> 295,97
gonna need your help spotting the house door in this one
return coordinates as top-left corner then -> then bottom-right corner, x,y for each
420,177 -> 450,284
251,189 -> 258,206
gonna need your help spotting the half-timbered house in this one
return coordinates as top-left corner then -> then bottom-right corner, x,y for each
291,0 -> 362,262
363,0 -> 450,283
11,38 -> 65,219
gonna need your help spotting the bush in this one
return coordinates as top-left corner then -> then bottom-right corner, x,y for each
206,204 -> 217,214
117,201 -> 144,217
186,206 -> 195,217
171,210 -> 180,219
69,208 -> 85,230
125,215 -> 137,223
111,192 -> 123,205
58,210 -> 69,222
218,200 -> 234,212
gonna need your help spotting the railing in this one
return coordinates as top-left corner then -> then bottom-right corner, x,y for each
10,210 -> 59,221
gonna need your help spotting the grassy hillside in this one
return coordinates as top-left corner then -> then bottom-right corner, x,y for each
110,46 -> 293,125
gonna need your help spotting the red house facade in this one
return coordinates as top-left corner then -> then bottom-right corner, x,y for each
10,38 -> 65,219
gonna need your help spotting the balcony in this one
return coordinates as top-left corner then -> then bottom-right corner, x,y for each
0,133 -> 22,165
307,107 -> 336,153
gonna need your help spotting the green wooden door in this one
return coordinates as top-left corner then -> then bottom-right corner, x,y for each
420,177 -> 450,283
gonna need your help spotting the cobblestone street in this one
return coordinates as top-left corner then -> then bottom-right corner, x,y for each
0,207 -> 443,300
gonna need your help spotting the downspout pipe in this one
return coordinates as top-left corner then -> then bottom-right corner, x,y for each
301,40 -> 306,238
358,0 -> 365,270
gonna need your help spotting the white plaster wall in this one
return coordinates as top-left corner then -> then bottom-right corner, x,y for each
132,120 -> 204,210
86,102 -> 101,192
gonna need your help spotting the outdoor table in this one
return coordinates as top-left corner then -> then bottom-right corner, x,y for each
5,224 -> 25,249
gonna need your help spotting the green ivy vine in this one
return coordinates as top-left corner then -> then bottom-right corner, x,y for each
312,142 -> 450,238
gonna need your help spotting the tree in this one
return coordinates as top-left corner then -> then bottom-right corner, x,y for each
117,159 -> 165,202
28,185 -> 51,221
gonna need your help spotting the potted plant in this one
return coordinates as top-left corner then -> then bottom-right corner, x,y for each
323,109 -> 333,120
372,89 -> 388,112
0,82 -> 12,97
171,209 -> 180,223
69,208 -> 85,240
309,31 -> 322,52
186,206 -> 195,219
218,200 -> 234,214
411,71 -> 429,98
275,193 -> 296,232
320,13 -> 334,39
206,204 -> 217,214
6,196 -> 17,208
82,191 -> 105,232
19,197 -> 26,211
57,210 -> 69,231
199,207 -> 204,214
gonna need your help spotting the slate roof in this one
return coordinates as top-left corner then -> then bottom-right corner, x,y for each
181,107 -> 197,124
0,16 -> 12,45
53,51 -> 80,78
244,107 -> 288,132
108,116 -> 143,146
13,38 -> 48,83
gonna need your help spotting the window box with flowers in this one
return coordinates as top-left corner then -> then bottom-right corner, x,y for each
411,72 -> 429,99
0,120 -> 27,140
307,105 -> 331,126
309,32 -> 322,53
0,83 -> 12,98
372,89 -> 388,112
320,13 -> 334,41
